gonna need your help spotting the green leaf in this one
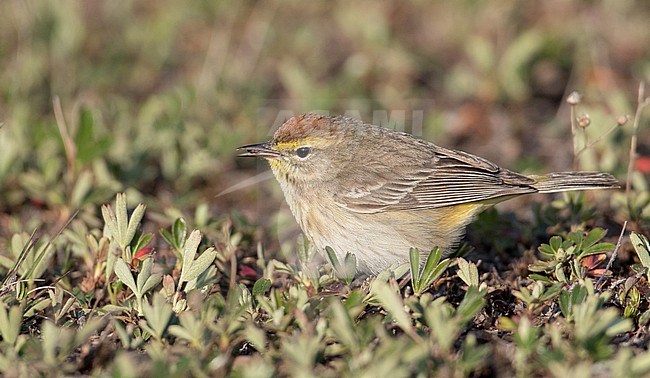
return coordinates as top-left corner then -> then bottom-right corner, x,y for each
583,228 -> 607,249
342,252 -> 357,284
114,258 -> 137,295
639,310 -> 650,327
25,240 -> 55,282
179,230 -> 202,284
70,170 -> 92,206
132,233 -> 153,257
325,246 -> 340,269
513,317 -> 538,350
422,247 -> 442,276
75,107 -> 111,164
142,274 -> 163,296
326,247 -> 356,283
168,323 -> 197,345
498,29 -> 544,98
424,297 -> 457,353
0,304 -> 23,346
549,236 -> 562,252
559,290 -> 571,319
112,320 -> 131,348
540,282 -> 564,302
253,278 -> 271,296
581,242 -> 614,257
528,262 -> 554,273
567,231 -> 583,247
161,218 -> 188,253
182,247 -> 217,285
572,285 -> 587,304
173,218 -> 187,249
555,264 -> 567,283
529,273 -> 553,283
126,204 -> 146,249
190,246 -> 218,277
141,294 -> 173,340
411,247 -> 448,295
329,299 -> 358,352
372,281 -> 414,334
457,258 -> 479,287
243,326 -> 267,353
296,235 -> 313,264
116,193 -> 128,247
136,257 -> 153,292
409,248 -> 421,284
421,260 -> 449,291
631,232 -> 650,269
456,285 -> 485,320
538,243 -> 554,257
160,229 -> 174,248
101,205 -> 117,240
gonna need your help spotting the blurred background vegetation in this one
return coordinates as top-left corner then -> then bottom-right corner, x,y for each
1,1 -> 648,225
0,0 -> 649,376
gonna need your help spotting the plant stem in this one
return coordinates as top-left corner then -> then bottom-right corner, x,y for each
626,83 -> 650,196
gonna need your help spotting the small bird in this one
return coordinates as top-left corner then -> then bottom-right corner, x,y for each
239,113 -> 620,275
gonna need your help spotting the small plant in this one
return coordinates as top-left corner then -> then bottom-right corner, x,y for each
499,316 -> 539,377
40,318 -> 105,372
409,247 -> 450,295
101,193 -> 148,275
529,228 -> 614,283
293,235 -> 325,289
371,280 -> 419,340
456,257 -> 480,288
177,229 -> 218,292
559,284 -> 588,321
325,246 -> 357,284
572,291 -> 632,360
160,217 -> 188,269
160,226 -> 219,312
0,231 -> 54,299
0,304 -> 25,350
139,293 -> 173,343
630,232 -> 650,282
113,257 -> 162,316
513,281 -> 564,313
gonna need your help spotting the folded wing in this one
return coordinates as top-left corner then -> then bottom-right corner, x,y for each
333,140 -> 537,213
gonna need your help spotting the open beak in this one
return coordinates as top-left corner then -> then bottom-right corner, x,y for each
237,142 -> 282,159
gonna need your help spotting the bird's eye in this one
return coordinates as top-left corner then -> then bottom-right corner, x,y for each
295,146 -> 312,159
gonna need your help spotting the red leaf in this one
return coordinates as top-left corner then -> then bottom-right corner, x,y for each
132,247 -> 154,266
238,265 -> 258,278
636,156 -> 650,174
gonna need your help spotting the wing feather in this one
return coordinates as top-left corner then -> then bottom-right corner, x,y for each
334,140 -> 537,213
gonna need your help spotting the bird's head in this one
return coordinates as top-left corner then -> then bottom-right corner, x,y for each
238,113 -> 356,186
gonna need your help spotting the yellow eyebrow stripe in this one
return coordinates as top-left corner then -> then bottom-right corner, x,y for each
275,138 -> 316,150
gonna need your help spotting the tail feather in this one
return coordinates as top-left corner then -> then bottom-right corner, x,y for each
529,172 -> 620,193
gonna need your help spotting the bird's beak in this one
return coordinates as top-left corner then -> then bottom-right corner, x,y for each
237,142 -> 282,159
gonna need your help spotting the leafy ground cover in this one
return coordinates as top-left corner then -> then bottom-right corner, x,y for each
1,1 -> 650,376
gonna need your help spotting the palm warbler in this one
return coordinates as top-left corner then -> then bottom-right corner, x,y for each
239,113 -> 619,275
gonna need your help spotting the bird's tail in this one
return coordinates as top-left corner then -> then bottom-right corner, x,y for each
529,172 -> 620,193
